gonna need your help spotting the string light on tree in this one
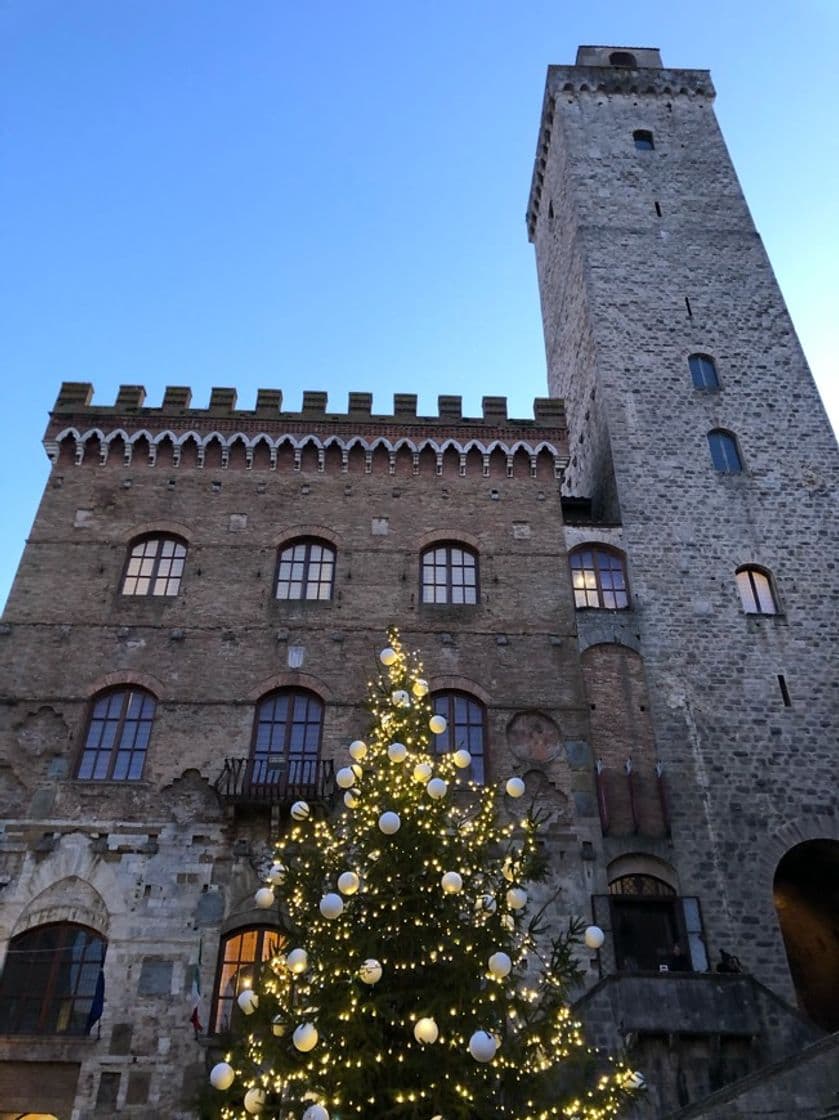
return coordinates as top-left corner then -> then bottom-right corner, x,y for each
203,629 -> 638,1120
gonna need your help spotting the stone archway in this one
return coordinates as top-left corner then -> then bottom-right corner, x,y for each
773,838 -> 839,1031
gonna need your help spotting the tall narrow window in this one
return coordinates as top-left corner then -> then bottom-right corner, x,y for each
211,927 -> 285,1034
431,692 -> 486,783
688,353 -> 719,390
736,566 -> 778,615
0,923 -> 106,1035
633,129 -> 654,150
707,430 -> 743,474
250,689 -> 323,792
77,687 -> 156,781
121,535 -> 187,597
275,539 -> 335,601
421,544 -> 479,605
570,546 -> 629,610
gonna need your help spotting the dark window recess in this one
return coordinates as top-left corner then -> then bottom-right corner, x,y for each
633,129 -> 655,150
654,201 -> 662,217
610,51 -> 637,67
689,353 -> 719,390
778,675 -> 791,707
685,295 -> 693,318
548,199 -> 554,221
708,430 -> 743,474
96,1072 -> 121,1111
593,886 -> 709,973
0,922 -> 106,1035
431,692 -> 487,784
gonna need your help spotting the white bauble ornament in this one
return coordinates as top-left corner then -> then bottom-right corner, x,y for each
237,988 -> 259,1015
414,1016 -> 439,1043
344,789 -> 360,809
244,1087 -> 266,1114
441,871 -> 463,894
429,715 -> 448,735
475,894 -> 497,914
505,777 -> 526,798
293,1021 -> 318,1052
209,1062 -> 235,1090
426,777 -> 448,799
266,862 -> 286,886
506,887 -> 527,910
488,951 -> 512,978
359,958 -> 383,984
286,948 -> 308,974
291,800 -> 310,821
271,1014 -> 286,1037
413,761 -> 433,782
378,811 -> 401,835
584,925 -> 606,950
319,892 -> 344,919
468,1030 -> 498,1062
412,678 -> 429,698
338,870 -> 360,895
388,741 -> 408,762
336,767 -> 356,789
302,1105 -> 330,1120
391,689 -> 410,708
349,739 -> 367,761
453,749 -> 472,769
380,646 -> 398,666
254,887 -> 274,909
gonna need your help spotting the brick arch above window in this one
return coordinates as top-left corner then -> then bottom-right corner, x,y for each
84,670 -> 166,699
607,853 -> 680,894
245,671 -> 333,704
120,519 -> 192,544
273,524 -> 340,550
415,527 -> 482,553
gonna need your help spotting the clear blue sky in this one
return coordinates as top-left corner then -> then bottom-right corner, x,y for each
1,1 -> 837,608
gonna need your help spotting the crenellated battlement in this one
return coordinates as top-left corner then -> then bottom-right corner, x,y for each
45,383 -> 568,478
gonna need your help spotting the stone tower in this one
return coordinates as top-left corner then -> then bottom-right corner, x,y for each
527,40 -> 839,1075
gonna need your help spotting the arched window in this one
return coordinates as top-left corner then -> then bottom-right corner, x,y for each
211,927 -> 286,1034
569,546 -> 629,610
77,687 -> 156,781
431,692 -> 486,783
633,129 -> 654,150
688,353 -> 719,390
707,429 -> 743,473
0,922 -> 106,1035
275,539 -> 335,601
609,50 -> 637,67
249,689 -> 324,791
121,534 -> 187,597
736,566 -> 778,615
420,543 -> 479,605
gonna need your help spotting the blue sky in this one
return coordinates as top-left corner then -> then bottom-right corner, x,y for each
1,1 -> 837,608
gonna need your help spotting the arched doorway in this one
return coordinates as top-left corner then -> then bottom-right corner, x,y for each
773,839 -> 839,1031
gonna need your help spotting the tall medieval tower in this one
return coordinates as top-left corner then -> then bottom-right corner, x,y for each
527,43 -> 839,1033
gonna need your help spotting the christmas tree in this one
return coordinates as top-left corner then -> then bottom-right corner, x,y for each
205,631 -> 638,1120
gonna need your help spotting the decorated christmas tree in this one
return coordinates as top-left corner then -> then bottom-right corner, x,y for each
205,631 -> 638,1120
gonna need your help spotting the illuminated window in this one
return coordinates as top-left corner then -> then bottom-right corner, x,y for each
275,539 -> 335,600
77,688 -> 156,781
421,544 -> 479,605
121,535 -> 187,596
688,353 -> 719,390
211,927 -> 285,1034
736,566 -> 778,615
570,547 -> 629,610
249,690 -> 323,791
0,923 -> 106,1035
708,430 -> 743,473
431,692 -> 486,783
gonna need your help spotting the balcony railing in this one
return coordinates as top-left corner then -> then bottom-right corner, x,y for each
214,757 -> 335,809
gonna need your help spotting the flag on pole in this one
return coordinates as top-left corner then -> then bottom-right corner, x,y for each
85,968 -> 105,1036
189,938 -> 204,1035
